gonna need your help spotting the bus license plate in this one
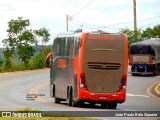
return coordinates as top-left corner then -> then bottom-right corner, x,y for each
139,66 -> 143,68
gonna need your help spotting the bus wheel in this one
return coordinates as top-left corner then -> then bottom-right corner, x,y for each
153,65 -> 159,76
131,73 -> 137,76
90,102 -> 95,107
108,102 -> 117,109
55,98 -> 60,103
68,90 -> 77,107
101,103 -> 107,108
67,88 -> 72,106
71,91 -> 77,107
153,69 -> 158,76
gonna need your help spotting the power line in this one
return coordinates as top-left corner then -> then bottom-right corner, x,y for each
70,18 -> 101,28
70,16 -> 160,29
0,0 -> 64,6
140,22 -> 160,29
0,3 -> 11,7
0,0 -> 71,12
104,16 -> 160,28
70,0 -> 94,19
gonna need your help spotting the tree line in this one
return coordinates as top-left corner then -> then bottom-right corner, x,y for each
0,17 -> 160,72
0,17 -> 51,72
119,24 -> 160,46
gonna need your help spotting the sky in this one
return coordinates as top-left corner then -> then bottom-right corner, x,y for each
0,0 -> 160,47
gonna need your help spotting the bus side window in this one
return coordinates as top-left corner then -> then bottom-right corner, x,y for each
74,37 -> 80,57
59,38 -> 66,56
53,38 -> 59,57
64,37 -> 68,56
66,37 -> 74,57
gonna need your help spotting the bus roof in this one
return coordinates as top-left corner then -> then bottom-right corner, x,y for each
56,32 -> 82,38
55,30 -> 121,38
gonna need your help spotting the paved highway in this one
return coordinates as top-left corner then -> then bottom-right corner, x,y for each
0,67 -> 160,118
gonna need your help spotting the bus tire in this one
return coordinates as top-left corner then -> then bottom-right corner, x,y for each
67,90 -> 72,106
153,65 -> 158,76
53,85 -> 55,97
131,73 -> 137,76
68,89 -> 77,107
71,91 -> 77,107
101,103 -> 107,108
108,102 -> 117,109
55,98 -> 60,103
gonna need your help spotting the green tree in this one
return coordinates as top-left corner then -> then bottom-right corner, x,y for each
41,46 -> 51,56
17,45 -> 35,69
119,28 -> 142,47
153,24 -> 160,38
3,48 -> 14,71
3,17 -> 35,69
2,37 -> 14,71
0,59 -> 3,67
142,27 -> 155,39
34,28 -> 50,51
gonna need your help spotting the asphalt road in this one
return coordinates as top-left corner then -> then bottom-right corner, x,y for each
0,67 -> 160,118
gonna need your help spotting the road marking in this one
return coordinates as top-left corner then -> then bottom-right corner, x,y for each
0,105 -> 11,109
127,93 -> 150,97
147,81 -> 160,101
29,82 -> 88,111
30,82 -> 153,111
0,81 -> 9,84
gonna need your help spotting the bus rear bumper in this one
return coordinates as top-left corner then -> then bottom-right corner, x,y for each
130,72 -> 153,75
78,89 -> 126,103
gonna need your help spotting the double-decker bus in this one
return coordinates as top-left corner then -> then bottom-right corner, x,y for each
50,30 -> 128,109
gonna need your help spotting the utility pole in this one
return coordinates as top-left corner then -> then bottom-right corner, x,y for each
66,14 -> 69,32
133,0 -> 137,33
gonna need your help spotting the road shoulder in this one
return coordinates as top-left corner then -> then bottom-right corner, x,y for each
147,81 -> 160,100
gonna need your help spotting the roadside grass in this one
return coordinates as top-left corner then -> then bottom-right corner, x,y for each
16,107 -> 40,112
0,117 -> 99,120
0,107 -> 98,120
156,84 -> 160,93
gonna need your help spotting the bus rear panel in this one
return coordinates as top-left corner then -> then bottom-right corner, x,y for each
77,33 -> 128,104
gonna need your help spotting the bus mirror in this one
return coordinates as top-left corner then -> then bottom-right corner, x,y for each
49,59 -> 53,67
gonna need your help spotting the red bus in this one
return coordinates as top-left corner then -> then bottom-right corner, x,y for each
50,30 -> 128,109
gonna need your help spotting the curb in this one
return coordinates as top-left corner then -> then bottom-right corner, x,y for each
0,68 -> 49,76
147,81 -> 160,100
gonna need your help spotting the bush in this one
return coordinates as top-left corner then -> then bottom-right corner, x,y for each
0,59 -> 3,67
29,53 -> 46,70
16,106 -> 40,111
13,63 -> 26,71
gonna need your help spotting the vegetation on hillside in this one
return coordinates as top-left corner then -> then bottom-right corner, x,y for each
119,24 -> 160,46
0,17 -> 51,72
0,16 -> 160,72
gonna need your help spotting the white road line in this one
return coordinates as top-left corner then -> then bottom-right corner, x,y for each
30,82 -> 89,111
0,81 -> 9,84
0,105 -> 11,109
127,93 -> 150,97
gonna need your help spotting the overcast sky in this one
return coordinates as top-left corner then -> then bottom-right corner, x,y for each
0,0 -> 160,46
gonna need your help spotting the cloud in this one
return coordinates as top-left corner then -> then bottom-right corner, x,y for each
0,0 -> 160,47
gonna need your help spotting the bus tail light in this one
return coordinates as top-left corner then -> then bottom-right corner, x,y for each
119,74 -> 127,92
80,72 -> 87,90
